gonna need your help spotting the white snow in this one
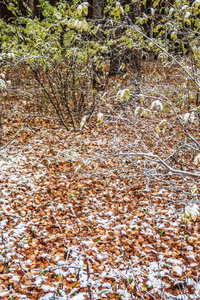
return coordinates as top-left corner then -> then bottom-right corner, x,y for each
41,285 -> 56,292
174,266 -> 183,276
71,293 -> 87,300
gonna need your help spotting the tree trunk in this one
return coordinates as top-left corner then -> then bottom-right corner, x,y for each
90,0 -> 106,90
0,112 -> 2,146
109,0 -> 141,80
28,0 -> 35,18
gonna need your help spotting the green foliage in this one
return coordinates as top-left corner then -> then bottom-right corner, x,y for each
138,0 -> 200,67
0,0 -> 143,129
0,0 -> 112,129
1,0 -> 199,130
1,1 -> 93,65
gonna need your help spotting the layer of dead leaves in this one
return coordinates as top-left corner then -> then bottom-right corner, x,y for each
0,61 -> 200,300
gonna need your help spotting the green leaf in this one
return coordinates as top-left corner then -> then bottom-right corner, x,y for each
125,5 -> 130,12
153,0 -> 161,8
147,284 -> 153,289
100,290 -> 109,294
117,89 -> 130,102
124,89 -> 130,101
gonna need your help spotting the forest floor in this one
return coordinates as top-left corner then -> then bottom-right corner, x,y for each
0,61 -> 200,300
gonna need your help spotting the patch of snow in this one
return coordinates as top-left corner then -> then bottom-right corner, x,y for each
167,258 -> 182,265
57,203 -> 64,210
11,275 -> 20,281
41,285 -> 56,292
177,295 -> 188,300
158,189 -> 167,195
186,246 -> 193,251
117,288 -> 130,299
196,283 -> 200,292
0,220 -> 7,226
82,240 -> 93,246
41,253 -> 51,258
0,291 -> 10,296
146,280 -> 153,287
187,253 -> 195,260
56,260 -> 66,265
54,269 -> 68,277
186,278 -> 195,286
97,253 -> 104,260
13,222 -> 26,237
79,272 -> 88,286
148,261 -> 159,270
170,221 -> 179,227
35,276 -> 45,286
159,269 -> 169,277
190,263 -> 197,267
174,266 -> 182,276
71,293 -> 87,300
121,230 -> 127,235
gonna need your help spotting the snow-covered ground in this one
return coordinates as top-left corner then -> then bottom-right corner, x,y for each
0,127 -> 200,300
